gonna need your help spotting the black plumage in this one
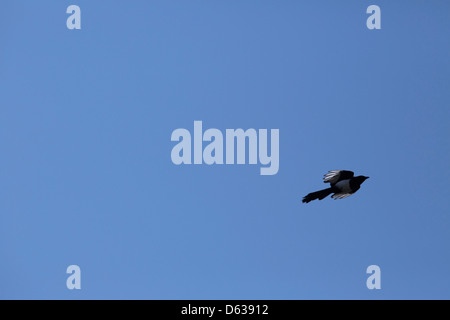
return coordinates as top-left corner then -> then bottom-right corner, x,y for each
302,170 -> 369,203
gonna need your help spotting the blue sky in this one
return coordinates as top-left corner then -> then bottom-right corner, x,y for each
1,1 -> 449,299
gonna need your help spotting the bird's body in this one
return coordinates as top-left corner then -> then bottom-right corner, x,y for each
302,170 -> 369,203
334,179 -> 352,193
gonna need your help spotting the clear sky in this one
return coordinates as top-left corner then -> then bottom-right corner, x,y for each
1,1 -> 449,299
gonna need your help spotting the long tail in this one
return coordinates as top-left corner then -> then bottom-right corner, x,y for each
302,188 -> 333,203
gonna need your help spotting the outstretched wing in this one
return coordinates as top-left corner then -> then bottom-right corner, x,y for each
323,170 -> 354,184
331,193 -> 352,200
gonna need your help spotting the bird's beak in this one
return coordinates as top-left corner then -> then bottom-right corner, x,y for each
365,176 -> 370,180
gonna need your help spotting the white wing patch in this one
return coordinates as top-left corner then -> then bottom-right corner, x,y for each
323,170 -> 342,184
332,193 -> 352,200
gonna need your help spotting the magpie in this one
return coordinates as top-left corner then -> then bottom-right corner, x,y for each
302,170 -> 369,203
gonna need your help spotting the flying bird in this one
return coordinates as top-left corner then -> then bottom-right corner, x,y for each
302,170 -> 369,203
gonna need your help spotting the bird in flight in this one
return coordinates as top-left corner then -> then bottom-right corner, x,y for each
302,170 -> 369,203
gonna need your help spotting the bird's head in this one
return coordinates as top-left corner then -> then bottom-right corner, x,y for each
355,175 -> 369,184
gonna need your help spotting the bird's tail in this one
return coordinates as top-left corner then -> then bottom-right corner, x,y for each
302,188 -> 333,203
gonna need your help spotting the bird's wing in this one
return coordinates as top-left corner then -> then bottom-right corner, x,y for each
331,193 -> 352,200
323,170 -> 354,184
